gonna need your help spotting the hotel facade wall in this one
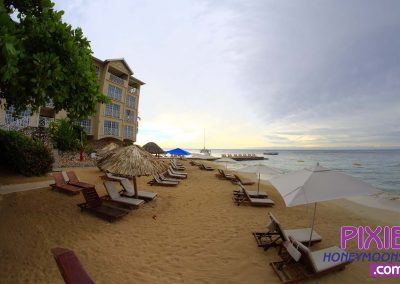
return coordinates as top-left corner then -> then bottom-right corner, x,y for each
0,57 -> 143,142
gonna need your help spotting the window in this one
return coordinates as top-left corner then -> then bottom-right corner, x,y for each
107,84 -> 122,101
5,106 -> 30,128
104,121 -> 119,136
39,116 -> 54,128
124,125 -> 134,138
125,109 -> 134,123
126,95 -> 135,108
80,119 -> 92,134
104,104 -> 120,118
95,66 -> 100,78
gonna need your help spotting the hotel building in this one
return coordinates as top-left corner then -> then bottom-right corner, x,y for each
0,57 -> 144,142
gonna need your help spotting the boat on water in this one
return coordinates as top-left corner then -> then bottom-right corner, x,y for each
200,129 -> 211,156
264,152 -> 279,155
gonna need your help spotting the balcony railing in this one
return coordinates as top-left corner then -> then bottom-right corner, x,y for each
109,73 -> 125,86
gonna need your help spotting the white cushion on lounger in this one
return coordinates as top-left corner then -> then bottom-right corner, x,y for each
284,228 -> 322,243
249,198 -> 275,205
113,196 -> 144,206
310,246 -> 347,272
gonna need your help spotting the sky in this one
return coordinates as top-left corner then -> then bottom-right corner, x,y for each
53,0 -> 400,149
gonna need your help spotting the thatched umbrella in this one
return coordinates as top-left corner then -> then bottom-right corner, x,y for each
143,142 -> 165,157
100,145 -> 167,198
97,142 -> 120,158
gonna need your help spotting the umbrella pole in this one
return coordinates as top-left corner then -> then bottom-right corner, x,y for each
257,172 -> 260,194
133,177 -> 138,199
309,202 -> 317,247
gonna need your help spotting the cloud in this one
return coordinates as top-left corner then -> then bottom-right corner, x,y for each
53,0 -> 400,148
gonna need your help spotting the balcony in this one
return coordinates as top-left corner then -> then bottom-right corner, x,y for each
109,73 -> 126,86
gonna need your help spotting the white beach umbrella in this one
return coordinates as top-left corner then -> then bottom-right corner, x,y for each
215,157 -> 237,169
237,164 -> 282,193
269,163 -> 380,245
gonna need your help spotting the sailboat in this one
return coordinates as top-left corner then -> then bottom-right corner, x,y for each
200,129 -> 211,156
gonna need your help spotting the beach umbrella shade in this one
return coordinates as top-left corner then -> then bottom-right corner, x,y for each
166,148 -> 191,156
97,142 -> 120,158
215,157 -> 237,169
269,163 -> 380,245
143,142 -> 165,157
237,164 -> 282,193
100,145 -> 167,198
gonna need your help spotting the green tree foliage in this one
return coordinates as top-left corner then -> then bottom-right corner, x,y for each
0,129 -> 54,176
0,0 -> 108,120
48,118 -> 84,151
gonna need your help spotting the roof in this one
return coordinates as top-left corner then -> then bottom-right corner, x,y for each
104,58 -> 134,74
130,76 -> 145,86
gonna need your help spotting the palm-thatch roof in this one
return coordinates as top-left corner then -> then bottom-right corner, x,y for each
97,142 -> 120,157
100,145 -> 166,177
142,142 -> 165,154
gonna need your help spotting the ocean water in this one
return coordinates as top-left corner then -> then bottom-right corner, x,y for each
189,149 -> 400,195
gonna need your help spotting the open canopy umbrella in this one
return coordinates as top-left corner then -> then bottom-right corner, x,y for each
166,148 -> 191,156
269,163 -> 380,245
143,142 -> 165,156
100,145 -> 167,198
237,164 -> 282,193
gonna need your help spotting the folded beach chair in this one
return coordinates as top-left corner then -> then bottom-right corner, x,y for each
51,172 -> 82,195
149,175 -> 179,186
100,171 -> 128,182
270,236 -> 351,283
200,164 -> 214,171
253,212 -> 322,250
169,166 -> 187,176
233,183 -> 268,199
77,187 -> 129,222
120,179 -> 158,201
233,174 -> 255,185
51,247 -> 95,284
103,181 -> 144,209
167,168 -> 187,179
232,186 -> 274,207
66,171 -> 95,189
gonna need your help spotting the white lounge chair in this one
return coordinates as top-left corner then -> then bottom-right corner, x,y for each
103,181 -> 144,208
120,179 -> 158,201
253,212 -> 322,250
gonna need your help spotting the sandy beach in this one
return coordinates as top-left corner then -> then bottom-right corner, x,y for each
0,160 -> 398,283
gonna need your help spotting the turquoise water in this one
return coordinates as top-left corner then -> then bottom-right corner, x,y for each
189,149 -> 400,194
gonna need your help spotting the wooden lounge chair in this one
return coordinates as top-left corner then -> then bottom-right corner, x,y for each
169,166 -> 187,176
100,171 -> 128,182
167,168 -> 187,179
51,247 -> 95,284
232,186 -> 274,207
270,236 -> 351,283
66,171 -> 95,189
103,181 -> 144,209
171,163 -> 185,171
253,212 -> 322,250
51,172 -> 82,195
148,175 -> 179,186
216,169 -> 235,180
159,173 -> 181,183
233,174 -> 255,185
77,187 -> 129,222
200,164 -> 214,171
172,158 -> 184,167
120,179 -> 158,201
233,183 -> 268,199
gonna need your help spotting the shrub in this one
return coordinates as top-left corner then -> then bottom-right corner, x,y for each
0,129 -> 54,176
49,119 -> 85,151
123,139 -> 133,146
